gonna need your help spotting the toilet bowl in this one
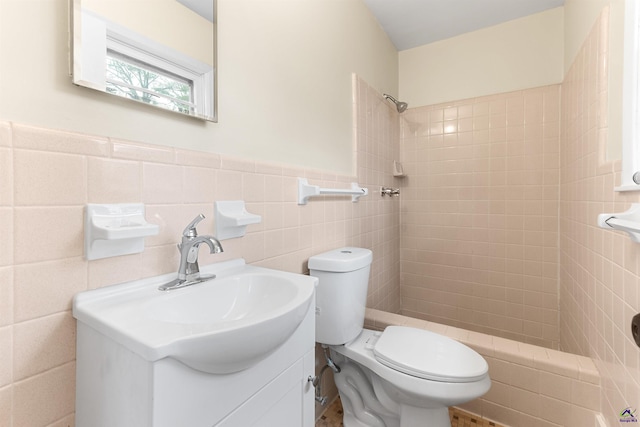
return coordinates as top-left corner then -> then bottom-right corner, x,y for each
309,248 -> 491,427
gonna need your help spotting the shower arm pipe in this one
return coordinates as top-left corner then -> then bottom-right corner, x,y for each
382,93 -> 408,113
297,178 -> 368,205
383,94 -> 399,103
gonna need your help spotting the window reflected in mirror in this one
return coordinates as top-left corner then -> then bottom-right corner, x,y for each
106,52 -> 195,115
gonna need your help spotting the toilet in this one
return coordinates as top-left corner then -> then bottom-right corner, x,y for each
309,247 -> 491,427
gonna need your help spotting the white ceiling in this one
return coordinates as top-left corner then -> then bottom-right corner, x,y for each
362,0 -> 565,51
176,0 -> 215,23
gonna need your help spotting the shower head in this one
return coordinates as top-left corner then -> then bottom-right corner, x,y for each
383,94 -> 408,113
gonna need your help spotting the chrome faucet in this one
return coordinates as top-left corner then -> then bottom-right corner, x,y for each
158,214 -> 223,291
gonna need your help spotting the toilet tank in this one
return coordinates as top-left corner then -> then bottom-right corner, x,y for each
308,247 -> 372,345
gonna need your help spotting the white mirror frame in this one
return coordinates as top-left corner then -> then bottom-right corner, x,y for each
618,0 -> 640,191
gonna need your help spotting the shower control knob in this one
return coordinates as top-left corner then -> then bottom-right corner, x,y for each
381,187 -> 400,197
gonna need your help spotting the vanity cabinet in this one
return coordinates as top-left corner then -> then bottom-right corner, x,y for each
75,295 -> 315,427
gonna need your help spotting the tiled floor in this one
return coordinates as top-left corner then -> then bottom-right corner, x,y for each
449,407 -> 504,427
315,397 -> 506,427
315,397 -> 343,427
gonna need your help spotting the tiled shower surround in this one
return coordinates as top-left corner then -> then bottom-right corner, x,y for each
401,85 -> 560,348
399,84 -> 561,349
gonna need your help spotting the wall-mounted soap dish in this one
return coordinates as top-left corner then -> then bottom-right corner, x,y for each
393,160 -> 406,177
85,203 -> 159,260
214,201 -> 262,240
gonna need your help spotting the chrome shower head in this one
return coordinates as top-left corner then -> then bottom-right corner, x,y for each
383,94 -> 408,113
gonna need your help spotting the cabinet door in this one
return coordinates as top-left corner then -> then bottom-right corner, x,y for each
216,353 -> 314,427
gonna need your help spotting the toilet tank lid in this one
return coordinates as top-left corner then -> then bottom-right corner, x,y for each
308,247 -> 373,272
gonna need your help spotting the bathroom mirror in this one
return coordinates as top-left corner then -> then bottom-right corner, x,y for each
619,0 -> 640,191
71,0 -> 217,122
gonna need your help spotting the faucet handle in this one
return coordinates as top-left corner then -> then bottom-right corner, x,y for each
182,214 -> 205,238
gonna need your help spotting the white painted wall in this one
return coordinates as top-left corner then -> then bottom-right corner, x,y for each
0,0 -> 398,175
1,0 -> 625,168
398,7 -> 564,108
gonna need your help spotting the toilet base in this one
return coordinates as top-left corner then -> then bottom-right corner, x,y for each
400,405 -> 449,427
341,396 -> 451,427
334,358 -> 453,427
335,362 -> 399,427
341,396 -> 450,427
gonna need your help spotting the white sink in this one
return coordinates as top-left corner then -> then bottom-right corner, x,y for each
73,259 -> 317,374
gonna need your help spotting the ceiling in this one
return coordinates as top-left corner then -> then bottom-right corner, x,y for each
362,0 -> 565,51
176,0 -> 215,23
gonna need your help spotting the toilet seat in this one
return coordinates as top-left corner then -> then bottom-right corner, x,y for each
332,328 -> 491,409
372,326 -> 488,383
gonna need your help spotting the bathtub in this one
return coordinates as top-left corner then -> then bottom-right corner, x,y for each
364,309 -> 602,427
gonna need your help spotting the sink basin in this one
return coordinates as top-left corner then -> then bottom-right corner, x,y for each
73,259 -> 317,374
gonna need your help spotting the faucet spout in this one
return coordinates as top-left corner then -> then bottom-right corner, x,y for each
159,215 -> 224,291
197,235 -> 223,254
179,235 -> 224,281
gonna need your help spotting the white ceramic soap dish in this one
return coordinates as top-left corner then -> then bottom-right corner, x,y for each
84,203 -> 159,260
214,201 -> 262,240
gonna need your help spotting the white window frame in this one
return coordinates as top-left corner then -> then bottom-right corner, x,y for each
74,9 -> 214,120
618,0 -> 640,191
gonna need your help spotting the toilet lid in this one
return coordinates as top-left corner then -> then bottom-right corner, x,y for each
373,326 -> 488,383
